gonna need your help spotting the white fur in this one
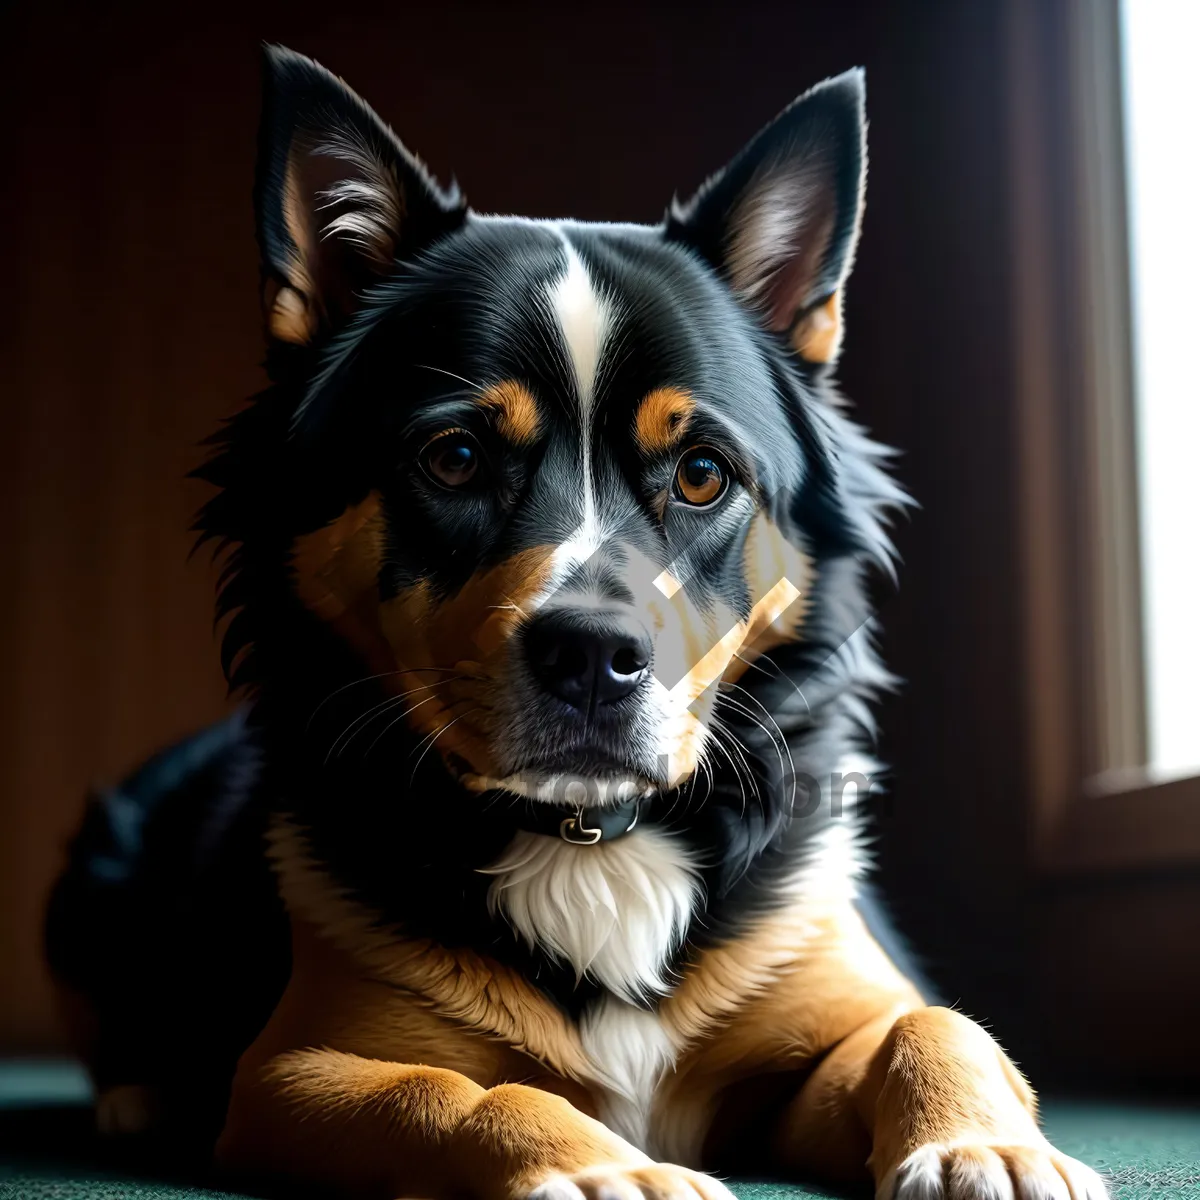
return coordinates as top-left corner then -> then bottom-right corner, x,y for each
314,130 -> 404,267
579,996 -> 677,1151
884,1144 -> 947,1200
545,236 -> 612,585
547,236 -> 608,415
481,826 -> 702,1004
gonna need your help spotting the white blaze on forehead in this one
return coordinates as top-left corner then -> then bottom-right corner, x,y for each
547,236 -> 610,410
545,233 -> 613,585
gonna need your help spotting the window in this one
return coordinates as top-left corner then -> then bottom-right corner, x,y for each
1121,0 -> 1200,776
1007,0 -> 1200,877
1005,2 -> 1200,1079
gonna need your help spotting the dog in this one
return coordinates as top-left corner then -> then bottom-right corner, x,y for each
47,45 -> 1108,1200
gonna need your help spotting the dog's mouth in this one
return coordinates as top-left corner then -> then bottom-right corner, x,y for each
450,750 -> 659,807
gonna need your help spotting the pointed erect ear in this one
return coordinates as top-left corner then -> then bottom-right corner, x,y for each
668,69 -> 866,365
255,45 -> 467,345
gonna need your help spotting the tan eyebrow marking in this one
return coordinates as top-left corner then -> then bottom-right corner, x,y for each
475,380 -> 541,446
634,386 -> 695,455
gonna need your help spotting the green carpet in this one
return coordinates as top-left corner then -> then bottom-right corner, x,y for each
0,1062 -> 1196,1199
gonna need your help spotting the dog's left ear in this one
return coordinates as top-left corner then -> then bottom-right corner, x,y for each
668,69 -> 866,365
256,45 -> 467,346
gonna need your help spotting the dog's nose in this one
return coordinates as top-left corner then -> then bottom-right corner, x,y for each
524,611 -> 651,710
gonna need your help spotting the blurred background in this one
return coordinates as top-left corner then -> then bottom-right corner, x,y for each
1,0 -> 1197,1093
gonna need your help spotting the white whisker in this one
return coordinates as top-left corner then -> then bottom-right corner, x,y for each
414,363 -> 485,391
408,707 -> 480,783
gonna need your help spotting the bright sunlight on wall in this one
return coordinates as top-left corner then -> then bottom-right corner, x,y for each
1121,0 -> 1200,775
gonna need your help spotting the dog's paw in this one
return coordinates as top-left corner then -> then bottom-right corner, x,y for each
879,1142 -> 1108,1200
528,1162 -> 736,1200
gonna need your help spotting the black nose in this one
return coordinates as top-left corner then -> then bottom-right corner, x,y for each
524,611 -> 652,710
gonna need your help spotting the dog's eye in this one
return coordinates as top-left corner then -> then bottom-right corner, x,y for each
422,429 -> 482,488
673,448 -> 728,507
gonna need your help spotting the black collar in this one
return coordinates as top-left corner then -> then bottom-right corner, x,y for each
512,797 -> 642,845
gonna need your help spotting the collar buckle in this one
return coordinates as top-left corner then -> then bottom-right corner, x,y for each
558,800 -> 640,845
560,809 -> 603,845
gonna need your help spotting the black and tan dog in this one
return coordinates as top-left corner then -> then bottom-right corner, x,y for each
47,47 -> 1107,1200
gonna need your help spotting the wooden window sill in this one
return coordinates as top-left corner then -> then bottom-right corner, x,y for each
1040,770 -> 1200,877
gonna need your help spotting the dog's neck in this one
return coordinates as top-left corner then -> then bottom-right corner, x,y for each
505,796 -> 644,845
480,826 -> 704,1005
262,664 -> 854,1008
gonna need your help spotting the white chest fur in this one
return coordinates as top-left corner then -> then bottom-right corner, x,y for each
579,994 -> 677,1151
481,825 -> 703,1005
481,825 -> 702,1151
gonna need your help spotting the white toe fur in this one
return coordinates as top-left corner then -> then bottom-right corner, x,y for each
529,1179 -> 589,1200
945,1147 -> 1015,1200
882,1144 -> 1108,1200
531,1164 -> 734,1200
887,1144 -> 947,1199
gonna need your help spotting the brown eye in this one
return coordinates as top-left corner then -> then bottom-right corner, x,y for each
673,447 -> 728,507
422,429 -> 481,488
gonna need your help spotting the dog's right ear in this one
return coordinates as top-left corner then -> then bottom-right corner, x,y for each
667,70 -> 866,366
255,45 -> 467,345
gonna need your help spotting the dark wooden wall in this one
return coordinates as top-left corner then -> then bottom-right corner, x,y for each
1,0 -> 1037,1058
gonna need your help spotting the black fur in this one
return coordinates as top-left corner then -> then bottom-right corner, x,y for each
45,711 -> 287,1144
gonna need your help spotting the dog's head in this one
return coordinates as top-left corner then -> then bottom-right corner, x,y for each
208,48 -> 898,817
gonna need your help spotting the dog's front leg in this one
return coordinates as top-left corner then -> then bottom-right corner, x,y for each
217,1047 -> 733,1200
774,1006 -> 1108,1199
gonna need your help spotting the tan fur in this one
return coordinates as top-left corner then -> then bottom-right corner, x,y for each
791,293 -> 844,364
265,281 -> 315,345
290,499 -> 558,778
221,841 -> 652,1199
221,1047 -> 642,1200
863,1007 -> 1041,1171
289,493 -> 387,627
266,818 -> 598,1082
267,166 -> 322,342
221,811 -> 1084,1199
268,125 -> 408,342
665,913 -> 1055,1189
650,830 -> 908,1163
478,380 -> 542,446
634,387 -> 695,455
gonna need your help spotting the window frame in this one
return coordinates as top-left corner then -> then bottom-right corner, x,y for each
1008,0 -> 1200,879
1005,0 -> 1200,1084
